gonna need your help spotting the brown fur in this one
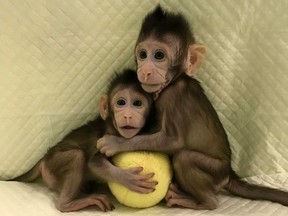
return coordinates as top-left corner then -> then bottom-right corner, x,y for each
12,69 -> 156,212
97,6 -> 288,209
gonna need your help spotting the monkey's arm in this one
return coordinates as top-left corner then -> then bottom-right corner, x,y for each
97,130 -> 181,157
89,153 -> 157,193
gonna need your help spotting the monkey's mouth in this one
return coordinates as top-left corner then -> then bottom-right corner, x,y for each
141,83 -> 162,93
119,126 -> 140,138
122,126 -> 137,130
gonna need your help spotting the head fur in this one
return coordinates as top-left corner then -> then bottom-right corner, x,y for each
136,5 -> 196,73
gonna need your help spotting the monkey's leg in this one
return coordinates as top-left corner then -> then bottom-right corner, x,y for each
167,150 -> 228,210
43,149 -> 114,212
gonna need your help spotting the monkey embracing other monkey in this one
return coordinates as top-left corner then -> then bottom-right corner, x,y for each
11,69 -> 157,212
97,6 -> 288,210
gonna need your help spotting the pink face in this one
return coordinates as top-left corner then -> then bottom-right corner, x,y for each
135,37 -> 178,93
111,88 -> 150,138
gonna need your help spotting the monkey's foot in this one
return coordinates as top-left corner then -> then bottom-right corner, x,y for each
165,183 -> 184,199
165,183 -> 217,210
58,194 -> 115,212
165,183 -> 196,207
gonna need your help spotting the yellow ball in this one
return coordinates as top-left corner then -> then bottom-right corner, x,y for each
108,151 -> 172,208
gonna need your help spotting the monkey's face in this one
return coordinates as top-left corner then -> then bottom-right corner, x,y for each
111,88 -> 150,138
135,37 -> 178,93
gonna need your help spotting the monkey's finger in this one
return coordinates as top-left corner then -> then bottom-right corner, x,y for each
164,193 -> 171,202
138,180 -> 158,188
168,182 -> 182,194
90,195 -> 115,211
93,199 -> 106,212
138,172 -> 155,180
124,178 -> 157,193
99,147 -> 105,154
130,185 -> 156,194
166,197 -> 196,209
127,170 -> 155,181
96,139 -> 105,149
95,199 -> 109,212
102,200 -> 115,211
99,199 -> 114,212
104,150 -> 116,157
99,146 -> 112,156
126,166 -> 144,173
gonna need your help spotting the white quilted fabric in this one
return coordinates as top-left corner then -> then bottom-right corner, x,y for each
0,0 -> 288,215
1,174 -> 288,216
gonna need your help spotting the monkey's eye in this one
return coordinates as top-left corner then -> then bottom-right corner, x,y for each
133,99 -> 143,107
154,51 -> 165,60
116,98 -> 126,106
139,50 -> 147,60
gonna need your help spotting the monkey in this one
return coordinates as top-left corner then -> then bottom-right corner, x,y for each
97,6 -> 288,210
11,69 -> 157,212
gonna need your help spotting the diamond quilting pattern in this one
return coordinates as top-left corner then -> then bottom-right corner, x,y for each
0,0 -> 288,183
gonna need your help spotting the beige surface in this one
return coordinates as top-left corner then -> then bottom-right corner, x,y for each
0,0 -> 288,215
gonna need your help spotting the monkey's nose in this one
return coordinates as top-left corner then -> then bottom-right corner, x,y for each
143,71 -> 152,81
141,62 -> 153,81
124,115 -> 132,124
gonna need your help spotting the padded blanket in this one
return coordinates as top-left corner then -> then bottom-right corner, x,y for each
0,0 -> 288,215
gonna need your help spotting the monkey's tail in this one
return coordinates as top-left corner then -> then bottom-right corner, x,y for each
225,173 -> 288,206
10,161 -> 42,182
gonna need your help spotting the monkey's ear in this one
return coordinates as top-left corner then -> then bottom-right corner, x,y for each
186,44 -> 206,77
99,95 -> 109,120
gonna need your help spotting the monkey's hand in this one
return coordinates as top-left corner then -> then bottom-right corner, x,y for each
115,167 -> 157,194
97,135 -> 127,157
